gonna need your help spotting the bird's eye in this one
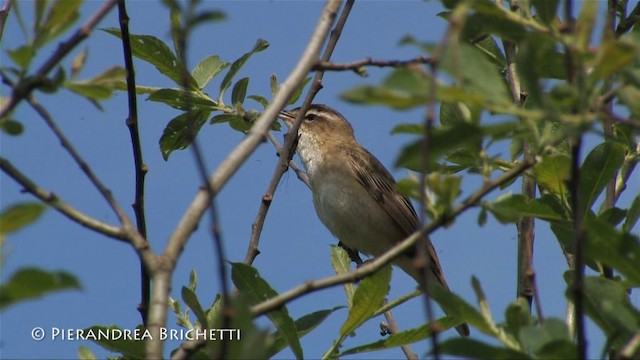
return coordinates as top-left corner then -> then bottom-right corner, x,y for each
305,113 -> 316,121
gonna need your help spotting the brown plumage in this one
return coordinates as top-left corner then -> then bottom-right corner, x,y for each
279,104 -> 469,336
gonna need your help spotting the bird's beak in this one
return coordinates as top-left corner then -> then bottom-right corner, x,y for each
278,110 -> 295,128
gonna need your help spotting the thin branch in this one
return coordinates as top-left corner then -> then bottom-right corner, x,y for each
502,2 -> 536,311
24,92 -> 154,275
26,96 -> 132,232
620,331 -> 640,359
382,303 -> 418,360
251,157 -> 536,317
243,132 -> 309,265
526,268 -> 545,323
243,0 -> 350,266
312,56 -> 432,72
0,0 -> 118,118
564,0 -> 588,357
164,0 -> 340,265
616,2 -> 640,35
0,157 -> 126,241
0,1 -> 11,41
415,2 -> 470,352
267,132 -> 310,188
601,0 -> 619,283
116,0 -> 151,328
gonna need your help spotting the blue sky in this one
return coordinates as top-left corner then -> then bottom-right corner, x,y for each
1,1 -> 638,359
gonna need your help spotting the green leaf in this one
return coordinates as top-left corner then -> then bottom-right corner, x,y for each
341,68 -> 430,109
268,307 -> 343,357
159,110 -> 210,160
565,275 -> 640,350
431,281 -> 495,336
487,193 -> 566,223
583,214 -> 640,285
102,28 -> 192,88
65,67 -> 127,101
616,84 -> 640,119
330,245 -> 356,308
231,262 -> 302,360
147,88 -> 217,110
503,297 -> 536,341
77,345 -> 97,360
219,39 -> 269,100
439,338 -> 531,359
340,265 -> 392,338
439,42 -> 510,105
0,267 -> 81,309
231,77 -> 249,105
191,55 -> 230,90
517,33 -> 566,106
395,122 -> 517,171
210,113 -> 242,125
84,325 -> 146,359
623,195 -> 640,233
248,95 -> 269,109
34,0 -> 81,48
0,119 -> 25,136
287,76 -> 311,106
578,142 -> 626,214
532,0 -> 559,24
70,47 -> 89,79
0,202 -> 47,235
534,153 -> 571,195
8,45 -> 36,69
590,39 -> 636,80
339,317 -> 461,356
575,0 -> 597,50
181,286 -> 208,327
519,319 -> 572,355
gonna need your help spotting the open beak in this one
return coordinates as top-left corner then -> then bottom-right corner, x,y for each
278,110 -> 295,127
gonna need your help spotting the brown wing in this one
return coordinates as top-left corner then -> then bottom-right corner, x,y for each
346,147 -> 450,286
346,147 -> 419,236
347,146 -> 470,336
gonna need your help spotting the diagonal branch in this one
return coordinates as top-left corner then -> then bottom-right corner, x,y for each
243,0 -> 352,266
251,157 -> 536,317
163,0 -> 342,264
0,156 -> 126,241
312,56 -> 433,72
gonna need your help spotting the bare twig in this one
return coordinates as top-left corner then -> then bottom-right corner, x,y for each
564,1 -> 587,357
601,0 -> 619,283
243,0 -> 350,266
416,2 -> 470,353
0,0 -> 118,118
501,2 -> 536,311
116,0 -> 151,328
0,157 -> 126,241
382,302 -> 418,360
154,2 -> 343,358
12,92 -> 154,268
525,269 -> 545,323
312,56 -> 432,72
243,133 -> 309,265
0,1 -> 11,41
267,132 -> 310,187
164,1 -> 341,265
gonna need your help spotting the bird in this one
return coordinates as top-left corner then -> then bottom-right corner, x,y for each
278,103 -> 469,336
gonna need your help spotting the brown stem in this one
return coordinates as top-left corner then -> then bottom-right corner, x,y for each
116,0 -> 150,328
